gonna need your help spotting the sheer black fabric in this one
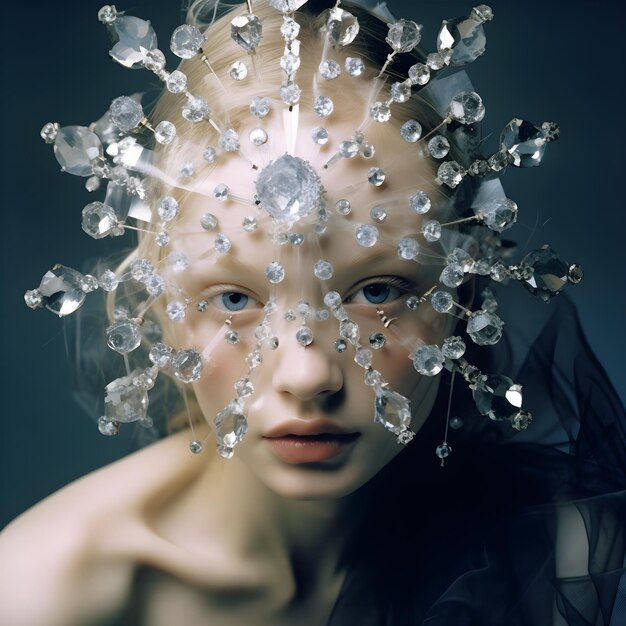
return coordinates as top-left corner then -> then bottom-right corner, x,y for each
329,289 -> 626,625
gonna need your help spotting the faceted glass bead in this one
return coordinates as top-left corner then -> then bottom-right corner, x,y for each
200,212 -> 218,230
312,127 -> 329,144
345,56 -> 364,76
391,81 -> 412,103
409,190 -> 431,214
180,161 -> 195,177
158,196 -> 179,221
170,25 -> 204,58
189,440 -> 203,454
214,400 -> 248,450
203,147 -> 218,163
442,336 -> 466,359
235,377 -> 255,398
166,70 -> 187,93
354,347 -> 373,368
325,7 -> 359,47
367,167 -> 385,186
281,16 -> 300,40
213,184 -> 229,201
172,349 -> 203,383
449,91 -> 485,124
405,295 -> 421,310
426,52 -> 446,70
110,96 -> 143,132
436,442 -> 452,459
501,118 -> 547,167
431,290 -> 454,313
154,120 -> 176,145
281,83 -> 301,105
24,289 -> 42,309
166,300 -> 186,321
488,150 -> 509,172
37,265 -> 87,317
437,161 -> 465,188
231,14 -> 263,51
265,261 -> 286,284
473,5 -> 494,21
467,310 -> 504,345
421,219 -> 442,242
339,141 -> 359,158
225,330 -> 240,345
256,154 -> 321,223
339,319 -> 360,344
336,199 -> 351,215
519,245 -> 569,301
98,269 -> 119,292
40,122 -> 58,144
335,339 -> 347,353
386,19 -> 422,53
473,375 -> 523,421
370,207 -> 387,223
98,5 -> 118,24
408,63 -> 430,85
437,15 -> 486,66
182,95 -> 210,123
249,128 -> 268,145
413,344 -> 445,376
109,15 -> 158,69
374,387 -> 412,435
314,95 -> 334,117
478,197 -> 518,232
53,126 -> 103,176
440,264 -> 465,288
104,371 -> 148,423
229,61 -> 248,81
428,136 -> 451,159
355,224 -> 379,247
149,342 -> 173,368
82,201 -> 118,239
142,48 -> 166,72
242,216 -> 258,231
250,96 -> 270,118
214,234 -> 232,253
369,332 -> 386,349
98,416 -> 119,436
280,52 -> 301,75
324,291 -> 342,308
319,59 -> 341,80
219,129 -> 240,152
401,119 -> 422,143
296,326 -> 314,346
370,102 -> 391,123
364,369 -> 383,387
314,260 -> 334,280
398,237 -> 419,261
107,319 -> 141,354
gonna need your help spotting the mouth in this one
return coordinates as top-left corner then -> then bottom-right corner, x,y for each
263,433 -> 361,463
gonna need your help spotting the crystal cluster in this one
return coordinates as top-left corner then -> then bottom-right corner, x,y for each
25,1 -> 582,464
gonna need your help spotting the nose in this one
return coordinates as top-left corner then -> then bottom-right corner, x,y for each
271,329 -> 344,401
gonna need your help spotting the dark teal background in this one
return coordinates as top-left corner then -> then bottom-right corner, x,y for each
2,0 -> 624,527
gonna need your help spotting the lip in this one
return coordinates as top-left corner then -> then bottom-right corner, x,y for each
263,433 -> 361,463
264,420 -> 357,438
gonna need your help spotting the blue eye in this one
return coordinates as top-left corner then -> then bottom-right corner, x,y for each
349,282 -> 403,305
218,292 -> 249,311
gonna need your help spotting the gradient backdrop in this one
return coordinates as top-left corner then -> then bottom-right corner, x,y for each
2,0 -> 624,527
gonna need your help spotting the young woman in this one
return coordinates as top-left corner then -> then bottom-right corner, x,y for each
2,1 -> 624,624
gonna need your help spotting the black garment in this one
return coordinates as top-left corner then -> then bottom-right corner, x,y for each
330,291 -> 626,625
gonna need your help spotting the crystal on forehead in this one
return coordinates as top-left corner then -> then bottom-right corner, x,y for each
255,154 -> 322,223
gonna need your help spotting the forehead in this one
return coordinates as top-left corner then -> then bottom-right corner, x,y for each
168,112 -> 444,277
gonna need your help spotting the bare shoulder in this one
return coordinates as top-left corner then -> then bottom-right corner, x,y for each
0,429 -> 199,626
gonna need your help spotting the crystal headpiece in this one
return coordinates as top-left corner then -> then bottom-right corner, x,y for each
25,0 -> 582,462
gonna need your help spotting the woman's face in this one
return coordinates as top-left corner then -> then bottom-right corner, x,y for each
168,111 -> 451,499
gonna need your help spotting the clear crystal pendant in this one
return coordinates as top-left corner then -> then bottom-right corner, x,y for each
472,374 -> 531,430
53,126 -> 104,177
374,386 -> 412,436
214,400 -> 248,454
501,118 -> 547,167
324,7 -> 359,47
518,245 -> 571,301
36,265 -> 89,317
108,15 -> 158,69
437,13 -> 487,66
104,370 -> 149,423
231,14 -> 263,51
